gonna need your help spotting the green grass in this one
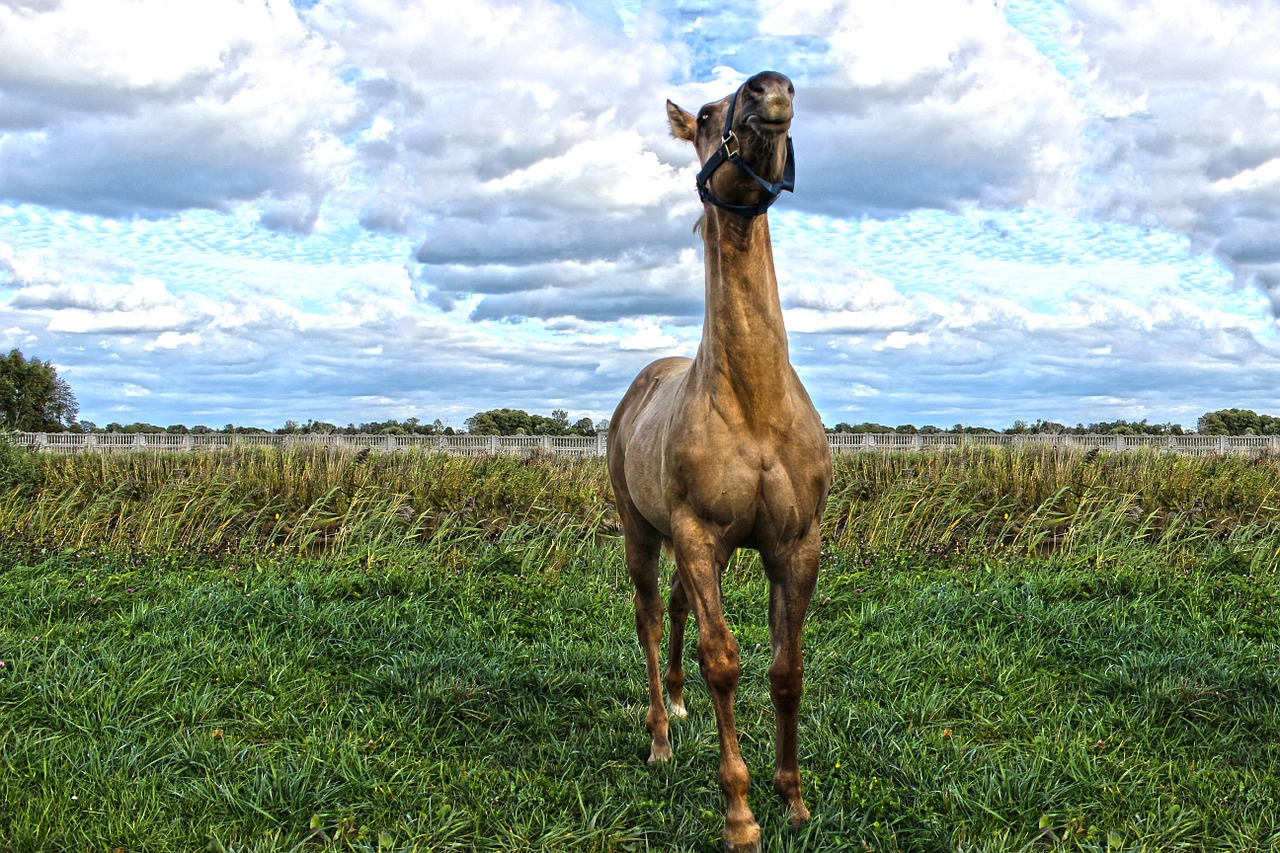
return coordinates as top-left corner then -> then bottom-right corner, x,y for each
2,446 -> 1280,850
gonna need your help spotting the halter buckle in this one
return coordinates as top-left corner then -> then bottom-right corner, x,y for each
720,130 -> 740,161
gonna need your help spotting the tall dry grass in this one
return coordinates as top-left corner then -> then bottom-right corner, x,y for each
0,446 -> 609,568
4,440 -> 1280,570
825,445 -> 1280,569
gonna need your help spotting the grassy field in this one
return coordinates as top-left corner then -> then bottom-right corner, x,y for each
2,444 -> 1280,851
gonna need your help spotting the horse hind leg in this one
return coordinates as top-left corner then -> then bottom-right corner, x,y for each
625,530 -> 673,764
665,565 -> 691,718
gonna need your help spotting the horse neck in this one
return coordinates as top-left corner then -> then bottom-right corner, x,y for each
692,209 -> 791,420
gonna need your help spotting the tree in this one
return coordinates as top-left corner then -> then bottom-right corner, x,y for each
118,422 -> 164,434
302,419 -> 337,434
551,409 -> 570,434
467,408 -> 588,436
0,349 -> 78,431
467,408 -> 532,435
827,421 -> 893,434
1198,408 -> 1280,435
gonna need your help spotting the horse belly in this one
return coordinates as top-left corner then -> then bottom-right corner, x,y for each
611,359 -> 692,540
623,424 -> 677,538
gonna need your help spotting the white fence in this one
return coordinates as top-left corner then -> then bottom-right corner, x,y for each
9,431 -> 1280,457
9,431 -> 607,457
824,432 -> 1280,456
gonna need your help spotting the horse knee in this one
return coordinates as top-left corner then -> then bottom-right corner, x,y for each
769,660 -> 804,712
698,636 -> 740,695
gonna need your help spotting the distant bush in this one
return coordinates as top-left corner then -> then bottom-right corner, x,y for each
0,434 -> 42,497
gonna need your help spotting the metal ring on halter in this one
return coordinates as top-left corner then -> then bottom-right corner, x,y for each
721,130 -> 740,160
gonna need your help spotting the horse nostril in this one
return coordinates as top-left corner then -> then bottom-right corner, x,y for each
747,77 -> 766,94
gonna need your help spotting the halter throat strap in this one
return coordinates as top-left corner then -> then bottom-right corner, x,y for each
694,84 -> 796,218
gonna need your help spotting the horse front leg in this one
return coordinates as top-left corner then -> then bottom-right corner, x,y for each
673,526 -> 759,853
764,529 -> 821,826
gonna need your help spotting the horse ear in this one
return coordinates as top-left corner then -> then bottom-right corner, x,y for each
667,100 -> 696,142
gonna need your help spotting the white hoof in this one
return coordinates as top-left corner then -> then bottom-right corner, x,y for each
668,700 -> 688,718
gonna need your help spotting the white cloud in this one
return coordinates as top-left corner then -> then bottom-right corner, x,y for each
0,240 -> 59,287
481,132 -> 686,210
0,0 -> 351,226
146,331 -> 202,351
875,330 -> 929,350
293,0 -> 702,323
44,306 -> 190,335
762,0 -> 1087,214
1071,0 -> 1280,308
11,278 -> 178,312
782,268 -> 923,333
618,320 -> 679,351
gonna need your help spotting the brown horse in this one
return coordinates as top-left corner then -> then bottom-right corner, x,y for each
607,71 -> 832,853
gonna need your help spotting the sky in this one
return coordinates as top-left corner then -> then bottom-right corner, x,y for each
3,0 -> 1280,431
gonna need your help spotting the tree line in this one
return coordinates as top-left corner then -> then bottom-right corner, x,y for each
827,418 -> 1190,436
4,349 -> 1280,436
827,411 -> 1280,436
56,411 -> 606,438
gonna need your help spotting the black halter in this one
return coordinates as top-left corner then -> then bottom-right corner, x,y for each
694,83 -> 796,218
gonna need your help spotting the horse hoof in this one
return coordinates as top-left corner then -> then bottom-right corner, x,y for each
723,822 -> 761,853
787,801 -> 811,826
668,699 -> 688,718
647,741 -> 673,765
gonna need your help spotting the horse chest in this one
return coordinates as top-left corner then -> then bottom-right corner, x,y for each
667,442 -> 817,540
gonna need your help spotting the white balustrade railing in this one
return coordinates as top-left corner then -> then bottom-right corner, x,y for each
8,431 -> 1280,457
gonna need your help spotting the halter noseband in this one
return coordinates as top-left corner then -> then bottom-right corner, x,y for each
694,83 -> 796,218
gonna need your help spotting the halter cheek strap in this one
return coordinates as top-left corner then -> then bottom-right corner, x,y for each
694,84 -> 796,218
